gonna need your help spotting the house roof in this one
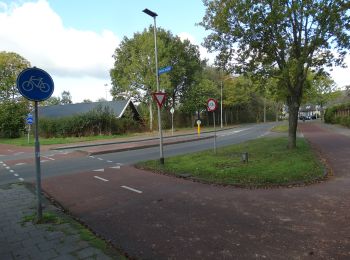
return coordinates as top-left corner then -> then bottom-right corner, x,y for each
39,99 -> 140,120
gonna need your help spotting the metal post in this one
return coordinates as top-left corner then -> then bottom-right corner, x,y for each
152,15 -> 164,165
213,112 -> 217,154
27,125 -> 30,144
34,101 -> 42,221
220,81 -> 223,129
171,111 -> 174,136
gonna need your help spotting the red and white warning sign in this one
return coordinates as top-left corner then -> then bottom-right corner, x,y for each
152,92 -> 167,108
207,98 -> 218,112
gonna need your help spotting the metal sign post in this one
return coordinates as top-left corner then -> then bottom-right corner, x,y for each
170,107 -> 174,136
207,98 -> 218,154
17,67 -> 54,222
26,113 -> 33,144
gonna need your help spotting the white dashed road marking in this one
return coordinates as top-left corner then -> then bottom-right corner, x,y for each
94,176 -> 109,182
110,166 -> 121,169
97,158 -> 104,161
93,169 -> 105,172
121,185 -> 143,194
15,163 -> 26,166
19,178 -> 24,182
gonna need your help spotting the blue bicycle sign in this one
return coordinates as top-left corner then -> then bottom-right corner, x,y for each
17,67 -> 54,101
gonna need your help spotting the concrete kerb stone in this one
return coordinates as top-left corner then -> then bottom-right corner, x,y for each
86,135 -> 214,156
51,126 -> 236,151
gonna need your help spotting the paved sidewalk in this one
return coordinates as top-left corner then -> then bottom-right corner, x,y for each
0,183 -> 121,260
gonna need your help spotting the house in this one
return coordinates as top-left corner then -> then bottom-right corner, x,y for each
39,99 -> 141,121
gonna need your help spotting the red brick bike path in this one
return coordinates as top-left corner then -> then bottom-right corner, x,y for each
41,122 -> 350,259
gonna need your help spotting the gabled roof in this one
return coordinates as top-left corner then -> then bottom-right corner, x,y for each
39,99 -> 140,120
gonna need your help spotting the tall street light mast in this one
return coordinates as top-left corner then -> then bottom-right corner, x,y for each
143,8 -> 164,164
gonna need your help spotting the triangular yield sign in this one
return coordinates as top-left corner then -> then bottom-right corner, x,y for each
152,92 -> 167,108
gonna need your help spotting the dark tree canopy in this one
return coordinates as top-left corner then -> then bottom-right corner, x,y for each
201,0 -> 350,148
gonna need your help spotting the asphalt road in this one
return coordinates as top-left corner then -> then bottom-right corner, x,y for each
0,122 -> 277,185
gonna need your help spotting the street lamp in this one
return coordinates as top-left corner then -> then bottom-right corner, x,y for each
143,8 -> 164,164
221,75 -> 231,129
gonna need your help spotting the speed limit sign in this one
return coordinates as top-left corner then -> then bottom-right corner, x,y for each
207,98 -> 218,112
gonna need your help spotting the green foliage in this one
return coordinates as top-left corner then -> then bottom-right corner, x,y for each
0,51 -> 30,102
324,103 -> 350,127
0,100 -> 28,138
110,26 -> 202,130
201,0 -> 350,148
39,105 -> 143,138
0,52 -> 31,138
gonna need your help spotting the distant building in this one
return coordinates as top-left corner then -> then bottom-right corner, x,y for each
39,99 -> 141,121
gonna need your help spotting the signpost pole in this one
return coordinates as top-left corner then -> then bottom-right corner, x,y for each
213,112 -> 217,154
27,125 -> 30,144
34,101 -> 42,221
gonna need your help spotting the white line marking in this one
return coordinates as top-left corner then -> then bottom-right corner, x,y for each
3,164 -> 7,167
14,174 -> 18,177
110,166 -> 120,169
42,156 -> 55,161
0,161 -> 3,163
94,176 -> 109,182
6,167 -> 10,169
89,156 -> 95,158
9,170 -> 14,173
93,169 -> 104,172
15,163 -> 26,166
116,163 -> 123,166
40,160 -> 49,163
107,160 -> 113,163
19,178 -> 24,182
97,158 -> 103,161
121,185 -> 143,194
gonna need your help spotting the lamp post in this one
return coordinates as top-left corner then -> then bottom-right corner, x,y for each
221,75 -> 231,129
143,8 -> 164,164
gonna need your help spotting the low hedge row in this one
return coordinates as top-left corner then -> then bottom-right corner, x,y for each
324,103 -> 350,127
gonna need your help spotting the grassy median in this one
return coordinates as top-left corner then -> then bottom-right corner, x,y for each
137,137 -> 325,187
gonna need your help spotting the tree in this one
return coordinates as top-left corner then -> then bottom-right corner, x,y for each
0,51 -> 30,102
0,52 -> 30,138
201,0 -> 350,148
61,91 -> 72,104
41,96 -> 61,106
303,73 -> 339,119
110,26 -> 202,131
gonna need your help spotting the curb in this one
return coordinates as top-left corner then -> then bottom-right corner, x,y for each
51,127 -> 236,151
85,135 -> 214,155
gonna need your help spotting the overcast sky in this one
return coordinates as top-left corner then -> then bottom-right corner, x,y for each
0,0 -> 349,103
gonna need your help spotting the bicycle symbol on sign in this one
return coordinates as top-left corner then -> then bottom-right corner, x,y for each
21,76 -> 50,93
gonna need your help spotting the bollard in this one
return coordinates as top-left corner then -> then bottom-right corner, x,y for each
241,152 -> 249,163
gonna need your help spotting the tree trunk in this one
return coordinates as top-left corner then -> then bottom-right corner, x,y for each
287,98 -> 300,149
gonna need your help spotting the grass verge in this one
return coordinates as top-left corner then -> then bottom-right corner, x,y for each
136,137 -> 325,187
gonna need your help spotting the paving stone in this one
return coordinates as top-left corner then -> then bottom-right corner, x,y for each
76,247 -> 102,259
0,184 -> 120,260
0,252 -> 13,260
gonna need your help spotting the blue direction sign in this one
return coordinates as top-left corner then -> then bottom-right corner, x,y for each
17,67 -> 54,102
158,66 -> 172,75
26,114 -> 33,125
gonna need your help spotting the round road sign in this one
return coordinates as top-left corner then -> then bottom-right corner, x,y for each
207,98 -> 218,112
17,67 -> 54,102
